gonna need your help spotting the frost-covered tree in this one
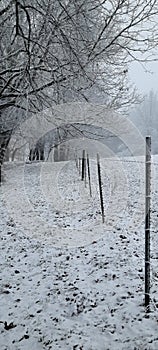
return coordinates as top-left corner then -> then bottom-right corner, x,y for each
1,0 -> 158,165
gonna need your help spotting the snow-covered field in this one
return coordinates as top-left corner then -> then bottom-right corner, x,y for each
0,157 -> 158,350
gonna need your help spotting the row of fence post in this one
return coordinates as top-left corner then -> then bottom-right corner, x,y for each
77,150 -> 105,223
75,136 -> 151,309
0,137 -> 152,308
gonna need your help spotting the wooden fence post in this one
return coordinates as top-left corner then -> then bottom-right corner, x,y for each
81,150 -> 85,181
75,155 -> 78,169
87,153 -> 92,197
74,150 -> 78,169
145,136 -> 151,307
97,153 -> 105,223
84,154 -> 87,187
78,157 -> 81,176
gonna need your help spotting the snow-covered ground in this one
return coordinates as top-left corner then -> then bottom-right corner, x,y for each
0,156 -> 158,350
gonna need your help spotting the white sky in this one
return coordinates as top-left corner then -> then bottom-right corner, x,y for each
129,61 -> 158,95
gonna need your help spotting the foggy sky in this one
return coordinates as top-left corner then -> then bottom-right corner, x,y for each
129,61 -> 158,95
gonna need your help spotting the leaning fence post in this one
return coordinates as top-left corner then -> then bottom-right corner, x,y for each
97,153 -> 105,223
74,150 -> 78,169
78,157 -> 81,176
81,150 -> 85,181
87,153 -> 92,197
145,136 -> 151,308
84,154 -> 87,187
75,155 -> 78,169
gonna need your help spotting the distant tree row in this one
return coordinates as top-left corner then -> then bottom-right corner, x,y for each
129,90 -> 158,154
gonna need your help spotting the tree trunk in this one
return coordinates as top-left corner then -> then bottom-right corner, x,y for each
54,145 -> 59,162
0,131 -> 11,165
0,131 -> 12,184
4,147 -> 10,162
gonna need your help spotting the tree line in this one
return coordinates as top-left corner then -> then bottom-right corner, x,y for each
1,0 -> 158,164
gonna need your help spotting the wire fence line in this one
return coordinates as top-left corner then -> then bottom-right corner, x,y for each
87,158 -> 158,166
75,140 -> 156,308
